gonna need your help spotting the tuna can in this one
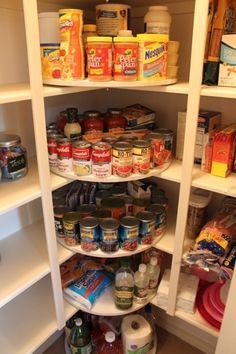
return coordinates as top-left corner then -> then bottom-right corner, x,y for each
100,218 -> 120,253
91,209 -> 112,220
133,198 -> 150,216
96,3 -> 130,36
123,195 -> 133,216
47,132 -> 63,169
92,142 -> 112,178
54,205 -> 71,237
133,140 -> 151,174
119,216 -> 139,251
72,141 -> 92,176
95,189 -> 112,207
76,204 -> 97,218
112,141 -> 133,177
63,211 -> 81,246
57,138 -> 73,173
136,211 -> 155,245
80,217 -> 100,252
101,197 -> 125,219
147,204 -> 166,237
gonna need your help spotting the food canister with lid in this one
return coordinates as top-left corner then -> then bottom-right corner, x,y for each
96,3 -> 130,36
87,36 -> 112,81
144,6 -> 171,35
113,36 -> 138,81
0,134 -> 28,180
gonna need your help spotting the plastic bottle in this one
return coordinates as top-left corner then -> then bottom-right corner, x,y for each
97,331 -> 123,354
115,259 -> 134,310
64,107 -> 81,141
69,317 -> 92,353
144,6 -> 171,35
147,257 -> 160,296
133,264 -> 149,304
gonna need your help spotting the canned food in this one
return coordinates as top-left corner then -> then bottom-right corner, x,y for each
147,204 -> 166,237
47,122 -> 58,131
57,138 -> 73,172
150,195 -> 168,210
136,211 -> 155,245
133,140 -> 150,174
112,141 -> 133,177
54,205 -> 71,237
95,189 -> 112,207
76,204 -> 97,218
0,134 -> 28,180
133,198 -> 150,216
101,197 -> 125,219
91,209 -> 112,220
72,141 -> 92,176
109,183 -> 127,197
47,132 -> 63,169
102,136 -> 118,145
100,218 -> 120,253
123,195 -> 133,216
154,128 -> 174,151
119,216 -> 139,251
80,217 -> 100,251
63,211 -> 81,246
92,142 -> 112,178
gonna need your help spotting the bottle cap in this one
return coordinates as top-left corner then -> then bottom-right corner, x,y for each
105,331 -> 116,343
75,318 -> 82,326
150,257 -> 157,266
139,264 -> 147,273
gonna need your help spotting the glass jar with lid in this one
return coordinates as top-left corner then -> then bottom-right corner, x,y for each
83,110 -> 104,134
105,108 -> 127,132
0,134 -> 28,180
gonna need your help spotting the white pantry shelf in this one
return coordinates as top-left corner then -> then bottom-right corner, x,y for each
0,83 -> 31,104
0,276 -> 57,354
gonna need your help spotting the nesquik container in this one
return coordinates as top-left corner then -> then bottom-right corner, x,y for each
87,36 -> 112,81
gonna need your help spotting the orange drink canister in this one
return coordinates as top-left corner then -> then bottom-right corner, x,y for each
87,37 -> 112,81
59,9 -> 84,80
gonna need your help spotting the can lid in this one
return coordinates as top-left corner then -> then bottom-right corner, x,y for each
91,209 -> 112,219
147,204 -> 165,214
101,197 -> 125,209
0,134 -> 21,147
54,205 -> 71,215
59,9 -> 83,14
87,36 -> 112,43
153,128 -> 174,136
120,216 -> 139,228
114,36 -> 138,43
113,141 -> 133,150
137,33 -> 168,43
100,218 -> 120,230
63,211 -> 81,223
136,211 -> 155,222
80,216 -> 99,228
133,140 -> 150,148
77,204 -> 97,214
83,24 -> 96,32
105,331 -> 116,343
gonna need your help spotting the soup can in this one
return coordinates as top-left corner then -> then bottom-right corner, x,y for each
72,141 -> 92,176
63,211 -> 81,246
112,141 -> 133,177
100,218 -> 120,253
54,205 -> 71,237
57,138 -> 73,173
76,204 -> 97,218
80,217 -> 100,251
147,204 -> 166,237
119,216 -> 139,251
101,197 -> 125,219
133,140 -> 151,174
92,142 -> 112,178
47,132 -> 63,169
136,211 -> 155,245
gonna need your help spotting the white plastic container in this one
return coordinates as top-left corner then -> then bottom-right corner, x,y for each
38,12 -> 60,44
133,264 -> 149,304
144,6 -> 171,35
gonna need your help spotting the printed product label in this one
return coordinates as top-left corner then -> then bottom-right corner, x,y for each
70,342 -> 92,354
7,155 -> 26,174
96,8 -> 128,36
54,216 -> 64,236
120,226 -> 138,251
146,22 -> 169,35
134,285 -> 148,299
101,229 -> 118,242
80,227 -> 99,241
73,160 -> 92,176
112,148 -> 133,177
87,47 -> 112,78
115,285 -> 133,308
138,41 -> 167,80
139,220 -> 155,245
40,45 -> 61,79
57,157 -> 73,172
92,163 -> 112,178
114,45 -> 138,77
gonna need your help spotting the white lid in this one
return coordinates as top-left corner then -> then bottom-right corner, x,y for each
139,264 -> 147,273
75,318 -> 82,326
189,188 -> 212,208
150,257 -> 157,266
118,30 -> 133,37
105,331 -> 116,343
149,6 -> 169,11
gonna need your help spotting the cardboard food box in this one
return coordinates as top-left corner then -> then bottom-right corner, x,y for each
122,104 -> 156,128
218,34 -> 236,87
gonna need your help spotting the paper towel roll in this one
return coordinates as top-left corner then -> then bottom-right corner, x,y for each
121,314 -> 152,353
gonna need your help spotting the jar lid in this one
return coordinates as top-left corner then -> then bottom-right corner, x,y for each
80,216 -> 99,228
83,24 -> 96,32
100,218 -> 120,230
137,33 -> 168,43
107,108 -> 122,115
84,110 -> 101,118
59,9 -> 83,14
114,36 -> 138,43
63,211 -> 81,223
120,216 -> 139,228
0,134 -> 21,147
87,36 -> 112,43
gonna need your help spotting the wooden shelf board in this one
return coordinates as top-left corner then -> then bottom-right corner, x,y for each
0,83 -> 31,104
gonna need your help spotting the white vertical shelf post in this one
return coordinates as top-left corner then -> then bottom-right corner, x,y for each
22,0 -> 65,329
167,0 -> 209,315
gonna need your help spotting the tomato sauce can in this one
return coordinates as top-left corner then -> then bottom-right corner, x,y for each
136,211 -> 155,245
112,141 -> 133,177
57,138 -> 73,172
54,205 -> 71,237
119,216 -> 139,251
63,211 -> 81,246
92,142 -> 112,178
80,217 -> 100,252
100,218 -> 120,253
47,132 -> 63,169
72,141 -> 92,176
101,197 -> 125,219
147,204 -> 166,237
133,140 -> 151,174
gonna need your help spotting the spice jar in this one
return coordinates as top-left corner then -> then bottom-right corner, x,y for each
83,110 -> 104,134
105,108 -> 126,133
0,134 -> 28,180
87,36 -> 112,81
113,36 -> 138,81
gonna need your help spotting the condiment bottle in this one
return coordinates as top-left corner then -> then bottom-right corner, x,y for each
146,257 -> 160,295
97,331 -> 123,354
115,258 -> 134,310
69,318 -> 92,353
133,264 -> 149,304
64,107 -> 81,141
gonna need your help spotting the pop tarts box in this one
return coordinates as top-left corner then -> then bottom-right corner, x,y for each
122,104 -> 156,128
218,34 -> 236,87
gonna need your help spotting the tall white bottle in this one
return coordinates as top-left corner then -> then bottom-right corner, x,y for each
147,257 -> 160,296
133,264 -> 149,304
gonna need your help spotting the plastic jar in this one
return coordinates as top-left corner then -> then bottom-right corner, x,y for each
113,36 -> 138,81
82,24 -> 97,44
87,37 -> 112,81
144,6 -> 171,35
